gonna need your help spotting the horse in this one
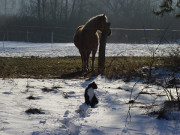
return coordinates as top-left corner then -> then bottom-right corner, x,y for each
74,14 -> 111,71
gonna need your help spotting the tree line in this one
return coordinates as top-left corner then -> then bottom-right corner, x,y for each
0,0 -> 180,43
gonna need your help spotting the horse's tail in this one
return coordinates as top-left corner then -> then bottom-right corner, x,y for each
74,25 -> 84,47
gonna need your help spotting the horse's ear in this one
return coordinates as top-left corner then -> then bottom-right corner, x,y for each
102,14 -> 107,21
100,14 -> 106,21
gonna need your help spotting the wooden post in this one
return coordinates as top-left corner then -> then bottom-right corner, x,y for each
27,31 -> 29,42
3,33 -> 5,49
98,22 -> 111,73
3,33 -> 6,49
6,31 -> 8,41
51,32 -> 54,43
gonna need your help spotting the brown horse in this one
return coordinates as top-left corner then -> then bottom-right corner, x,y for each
74,14 -> 111,71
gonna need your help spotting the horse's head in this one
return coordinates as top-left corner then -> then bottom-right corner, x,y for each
96,14 -> 108,32
96,14 -> 112,36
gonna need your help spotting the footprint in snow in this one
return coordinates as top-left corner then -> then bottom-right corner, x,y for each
76,103 -> 92,117
63,110 -> 70,117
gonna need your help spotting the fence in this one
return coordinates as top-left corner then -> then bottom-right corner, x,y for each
0,25 -> 180,43
111,28 -> 180,43
0,25 -> 75,43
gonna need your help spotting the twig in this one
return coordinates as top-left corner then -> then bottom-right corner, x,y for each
125,80 -> 140,122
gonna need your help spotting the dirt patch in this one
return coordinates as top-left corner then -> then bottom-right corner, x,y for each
26,95 -> 36,100
41,87 -> 58,93
25,108 -> 45,114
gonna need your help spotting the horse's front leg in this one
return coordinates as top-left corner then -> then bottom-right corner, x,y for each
91,50 -> 97,71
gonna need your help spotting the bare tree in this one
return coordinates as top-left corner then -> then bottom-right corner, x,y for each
69,0 -> 77,21
50,0 -> 58,23
65,0 -> 68,23
4,0 -> 7,16
154,0 -> 180,17
102,0 -> 126,16
42,0 -> 47,22
37,0 -> 41,24
59,0 -> 63,24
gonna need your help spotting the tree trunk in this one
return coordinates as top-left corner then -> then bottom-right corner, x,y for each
42,0 -> 46,23
4,0 -> 7,16
69,0 -> 77,21
65,0 -> 68,23
98,22 -> 111,74
37,0 -> 41,25
59,0 -> 63,24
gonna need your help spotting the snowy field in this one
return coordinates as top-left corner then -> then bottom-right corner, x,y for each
1,76 -> 180,135
0,41 -> 180,135
0,41 -> 179,57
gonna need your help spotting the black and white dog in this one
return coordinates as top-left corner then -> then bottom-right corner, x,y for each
84,82 -> 98,108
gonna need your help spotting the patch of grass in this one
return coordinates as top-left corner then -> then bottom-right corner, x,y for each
0,56 -> 178,79
0,57 -> 82,78
25,108 -> 45,114
105,56 -> 166,79
148,101 -> 180,120
26,95 -> 36,100
41,87 -> 58,93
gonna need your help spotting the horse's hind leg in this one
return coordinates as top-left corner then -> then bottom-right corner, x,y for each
81,56 -> 85,71
86,51 -> 91,71
82,50 -> 90,72
85,58 -> 89,71
79,50 -> 86,71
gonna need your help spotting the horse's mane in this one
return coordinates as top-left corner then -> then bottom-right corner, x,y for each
84,14 -> 107,29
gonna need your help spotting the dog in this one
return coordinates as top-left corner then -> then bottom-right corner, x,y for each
84,82 -> 98,108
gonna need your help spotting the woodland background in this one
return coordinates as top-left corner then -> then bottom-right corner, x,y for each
0,0 -> 180,43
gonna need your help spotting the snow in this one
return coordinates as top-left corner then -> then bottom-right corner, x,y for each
0,41 -> 180,134
0,41 -> 179,57
0,76 -> 180,135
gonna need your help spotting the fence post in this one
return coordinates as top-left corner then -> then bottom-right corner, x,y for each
3,33 -> 5,49
6,31 -> 8,41
51,32 -> 54,43
98,22 -> 111,73
27,31 -> 29,42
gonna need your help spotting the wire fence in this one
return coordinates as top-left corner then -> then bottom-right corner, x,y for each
0,25 -> 180,43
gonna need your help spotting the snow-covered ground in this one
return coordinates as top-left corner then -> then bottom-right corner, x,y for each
0,41 -> 179,57
0,41 -> 180,135
1,76 -> 180,135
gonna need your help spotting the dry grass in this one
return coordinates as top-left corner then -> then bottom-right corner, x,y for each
0,56 -> 178,79
0,57 -> 82,78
